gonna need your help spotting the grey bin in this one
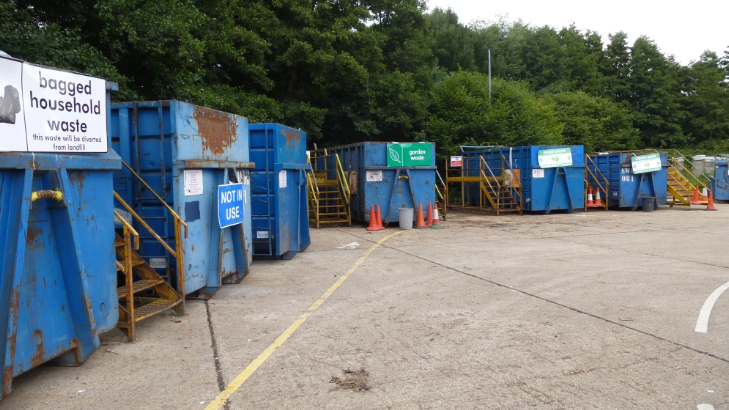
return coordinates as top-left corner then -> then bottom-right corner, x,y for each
642,197 -> 656,212
398,208 -> 414,230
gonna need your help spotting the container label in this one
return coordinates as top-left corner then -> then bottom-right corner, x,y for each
184,170 -> 203,196
631,153 -> 662,174
149,258 -> 166,269
257,231 -> 269,239
218,183 -> 245,228
279,171 -> 287,188
450,156 -> 463,167
532,169 -> 545,178
386,142 -> 433,167
0,56 -> 108,153
537,148 -> 572,168
366,170 -> 383,182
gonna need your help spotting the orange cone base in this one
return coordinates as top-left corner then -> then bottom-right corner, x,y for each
415,204 -> 427,228
366,205 -> 380,231
705,193 -> 718,211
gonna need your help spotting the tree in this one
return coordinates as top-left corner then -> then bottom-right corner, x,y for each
682,51 -> 729,145
549,91 -> 640,152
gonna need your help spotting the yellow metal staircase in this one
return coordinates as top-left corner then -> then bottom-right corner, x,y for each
445,154 -> 522,215
112,160 -> 188,341
308,151 -> 351,228
666,150 -> 705,207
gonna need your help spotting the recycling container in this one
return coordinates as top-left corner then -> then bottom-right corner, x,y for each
314,142 -> 437,225
0,75 -> 120,395
587,152 -> 668,209
461,146 -> 586,213
111,101 -> 253,297
711,159 -> 728,201
248,123 -> 311,259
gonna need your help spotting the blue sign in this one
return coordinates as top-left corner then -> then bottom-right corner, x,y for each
218,183 -> 245,228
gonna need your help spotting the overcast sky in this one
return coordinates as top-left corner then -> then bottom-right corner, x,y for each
426,0 -> 729,66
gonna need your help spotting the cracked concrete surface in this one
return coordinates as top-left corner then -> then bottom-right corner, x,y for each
3,204 -> 728,409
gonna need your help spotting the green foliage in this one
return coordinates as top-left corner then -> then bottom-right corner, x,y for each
549,91 -> 639,152
0,2 -> 727,152
427,71 -> 563,159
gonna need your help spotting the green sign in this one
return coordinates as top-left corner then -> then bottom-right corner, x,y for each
631,153 -> 662,174
386,143 -> 433,167
537,148 -> 573,168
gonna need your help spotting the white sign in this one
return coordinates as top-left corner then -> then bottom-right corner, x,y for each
149,258 -> 166,269
0,58 -> 27,151
537,148 -> 573,168
366,170 -> 383,182
279,171 -> 287,188
450,156 -> 463,167
631,153 -> 662,174
0,56 -> 109,153
532,169 -> 545,178
184,170 -> 203,196
256,231 -> 269,239
236,170 -> 250,185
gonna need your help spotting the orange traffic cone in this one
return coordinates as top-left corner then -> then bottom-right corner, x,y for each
431,203 -> 444,229
425,202 -> 434,227
705,190 -> 718,211
701,184 -> 709,202
366,205 -> 379,231
586,187 -> 595,207
594,187 -> 604,207
690,185 -> 701,205
376,205 -> 385,230
415,203 -> 426,229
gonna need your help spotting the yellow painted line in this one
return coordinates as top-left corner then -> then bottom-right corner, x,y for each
205,231 -> 403,410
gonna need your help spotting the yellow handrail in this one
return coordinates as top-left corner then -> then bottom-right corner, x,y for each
334,154 -> 350,202
114,192 -> 178,258
114,210 -> 139,250
121,158 -> 188,238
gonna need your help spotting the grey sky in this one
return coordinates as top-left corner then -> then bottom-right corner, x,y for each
427,0 -> 729,65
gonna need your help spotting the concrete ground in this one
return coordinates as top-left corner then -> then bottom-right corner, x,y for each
4,203 -> 729,409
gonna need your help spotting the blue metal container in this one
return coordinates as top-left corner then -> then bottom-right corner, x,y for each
587,152 -> 669,208
111,101 -> 253,296
320,142 -> 437,224
248,123 -> 311,259
461,146 -> 586,213
711,159 -> 728,201
0,88 -> 120,396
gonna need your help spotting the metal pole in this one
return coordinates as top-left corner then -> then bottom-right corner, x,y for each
488,49 -> 492,106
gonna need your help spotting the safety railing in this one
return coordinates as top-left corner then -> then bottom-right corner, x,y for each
500,154 -> 523,213
334,154 -> 351,205
668,149 -> 709,188
479,156 -> 501,210
585,155 -> 610,210
114,209 -> 140,330
116,158 -> 187,299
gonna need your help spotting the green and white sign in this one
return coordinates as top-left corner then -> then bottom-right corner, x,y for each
631,153 -> 662,174
537,148 -> 573,168
387,142 -> 433,167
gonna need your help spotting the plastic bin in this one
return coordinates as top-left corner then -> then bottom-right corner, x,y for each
315,142 -> 437,225
587,152 -> 668,209
0,83 -> 120,396
642,197 -> 656,212
111,101 -> 253,296
398,208 -> 414,229
461,146 -> 586,213
249,123 -> 311,259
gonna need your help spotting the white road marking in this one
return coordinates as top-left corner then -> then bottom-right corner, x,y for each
697,404 -> 714,410
337,242 -> 359,249
695,281 -> 729,333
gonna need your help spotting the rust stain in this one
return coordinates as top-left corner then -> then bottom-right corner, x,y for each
193,107 -> 238,156
3,365 -> 13,396
30,330 -> 45,368
191,245 -> 195,253
281,128 -> 301,148
69,171 -> 85,192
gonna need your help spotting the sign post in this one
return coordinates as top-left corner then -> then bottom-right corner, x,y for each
0,55 -> 108,153
631,153 -> 662,174
218,183 -> 245,228
386,142 -> 433,167
537,148 -> 573,168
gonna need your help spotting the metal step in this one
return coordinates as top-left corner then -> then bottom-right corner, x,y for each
119,298 -> 182,323
117,279 -> 165,299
